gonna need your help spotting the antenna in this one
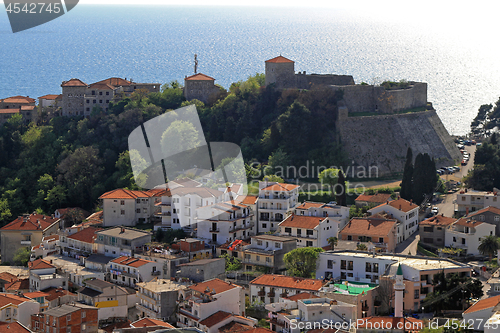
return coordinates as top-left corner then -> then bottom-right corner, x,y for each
194,54 -> 198,74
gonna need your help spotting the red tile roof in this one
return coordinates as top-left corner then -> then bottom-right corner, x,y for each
420,215 -> 456,226
41,287 -> 76,302
240,195 -> 258,205
110,256 -> 153,268
1,213 -> 58,231
0,272 -> 17,283
0,321 -> 32,333
61,78 -> 87,87
189,278 -> 240,295
454,217 -> 484,227
87,82 -> 116,90
131,318 -> 175,328
4,278 -> 29,291
56,207 -> 91,219
241,328 -> 274,333
94,77 -> 132,87
0,109 -> 20,114
42,234 -> 60,242
24,291 -> 49,299
261,183 -> 300,192
1,95 -> 36,104
99,188 -> 154,199
250,274 -> 324,291
0,293 -> 31,306
219,321 -> 253,333
296,202 -> 324,209
355,193 -> 392,203
357,317 -> 423,332
468,206 -> 500,217
464,295 -> 500,314
199,311 -> 232,328
279,214 -> 325,230
285,292 -> 320,301
28,258 -> 55,270
39,94 -> 60,100
68,226 -> 102,244
265,56 -> 294,63
376,198 -> 418,213
185,73 -> 215,81
340,216 -> 397,238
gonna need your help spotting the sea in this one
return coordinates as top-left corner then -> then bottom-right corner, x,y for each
0,4 -> 499,136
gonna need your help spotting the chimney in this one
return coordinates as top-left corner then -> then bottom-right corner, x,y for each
120,228 -> 125,233
52,273 -> 56,278
399,205 -> 402,210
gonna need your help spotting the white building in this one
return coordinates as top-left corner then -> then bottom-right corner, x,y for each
258,182 -> 300,233
456,189 -> 500,214
59,226 -> 101,258
277,214 -> 338,248
136,278 -> 188,321
445,217 -> 496,255
368,198 -> 419,243
463,295 -> 500,331
95,227 -> 152,257
28,259 -> 67,292
108,256 -> 160,287
31,234 -> 59,260
177,278 -> 245,329
295,201 -> 350,230
196,201 -> 255,246
77,278 -> 129,321
0,293 -> 39,328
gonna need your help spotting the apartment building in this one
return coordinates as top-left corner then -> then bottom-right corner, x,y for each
249,275 -> 325,305
466,206 -> 500,236
177,258 -> 225,282
31,234 -> 59,260
368,198 -> 419,242
456,190 -> 500,214
419,215 -> 456,247
197,201 -> 255,246
445,217 -> 496,255
294,201 -> 350,230
108,256 -> 160,287
257,182 -> 300,233
77,278 -> 129,320
136,278 -> 188,321
59,226 -> 101,258
95,227 -> 152,257
0,95 -> 36,125
277,214 -> 337,248
31,303 -> 98,333
0,213 -> 60,264
0,293 -> 40,327
28,259 -> 67,292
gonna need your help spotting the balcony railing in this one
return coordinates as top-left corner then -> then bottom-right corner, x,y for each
257,291 -> 265,296
267,291 -> 275,297
362,304 -> 369,311
21,240 -> 31,245
209,228 -> 220,233
151,271 -> 161,276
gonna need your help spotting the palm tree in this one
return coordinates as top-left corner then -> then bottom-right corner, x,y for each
478,235 -> 500,260
327,237 -> 338,251
357,243 -> 368,251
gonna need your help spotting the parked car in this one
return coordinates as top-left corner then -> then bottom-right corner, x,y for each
462,160 -> 467,165
437,169 -> 443,175
431,206 -> 439,214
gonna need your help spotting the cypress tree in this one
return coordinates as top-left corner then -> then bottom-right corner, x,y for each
336,170 -> 347,206
412,153 -> 426,204
400,147 -> 413,201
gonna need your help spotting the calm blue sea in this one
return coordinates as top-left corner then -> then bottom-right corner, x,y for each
0,5 -> 499,135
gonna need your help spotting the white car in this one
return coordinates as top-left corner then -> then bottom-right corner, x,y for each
431,207 -> 439,214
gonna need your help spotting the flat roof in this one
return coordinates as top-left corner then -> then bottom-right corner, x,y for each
137,279 -> 189,292
97,227 -> 151,240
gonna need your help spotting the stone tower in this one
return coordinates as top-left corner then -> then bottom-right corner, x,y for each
394,263 -> 405,317
265,55 -> 295,89
61,78 -> 87,116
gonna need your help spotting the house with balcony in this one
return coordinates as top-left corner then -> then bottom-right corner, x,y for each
316,251 -> 471,315
31,234 -> 59,260
445,217 -> 496,255
28,259 -> 67,292
249,274 -> 325,306
368,198 -> 419,243
276,214 -> 337,248
196,201 -> 255,246
294,201 -> 350,231
456,190 -> 500,215
0,213 -> 60,265
0,293 -> 40,328
177,278 -> 245,329
419,215 -> 456,248
217,235 -> 296,273
31,303 -> 98,333
59,226 -> 101,258
99,188 -> 164,227
77,278 -> 129,321
338,214 -> 398,253
257,182 -> 300,233
136,278 -> 189,321
95,227 -> 152,257
466,206 -> 500,236
107,256 -> 160,287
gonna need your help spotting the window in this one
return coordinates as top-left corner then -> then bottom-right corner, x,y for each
462,238 -> 466,244
347,235 -> 352,241
414,289 -> 420,299
365,262 -> 372,272
306,230 -> 314,236
256,256 -> 260,261
423,227 -> 433,232
93,100 -> 96,104
67,328 -> 71,333
121,210 -> 125,215
479,215 -> 485,221
327,260 -> 333,269
347,261 -> 353,270
284,227 -> 291,233
306,241 -> 313,246
136,209 -> 140,213
266,257 -> 271,263
297,229 -> 302,235
262,223 -> 267,229
496,216 -> 500,222
341,260 -> 347,270
275,242 -> 281,248
81,323 -> 86,331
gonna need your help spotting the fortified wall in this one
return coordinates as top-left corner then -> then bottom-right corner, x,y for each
336,109 -> 462,176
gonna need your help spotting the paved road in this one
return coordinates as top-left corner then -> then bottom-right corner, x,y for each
395,231 -> 420,255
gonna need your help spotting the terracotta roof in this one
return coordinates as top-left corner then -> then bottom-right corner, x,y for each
261,183 -> 300,192
241,328 -> 274,333
468,206 -> 500,217
131,318 -> 175,328
4,278 -> 29,291
28,258 -> 55,270
265,55 -> 294,63
464,295 -> 500,314
41,287 -> 75,302
94,77 -> 132,87
38,94 -> 60,100
199,311 -> 232,328
296,202 -> 324,209
101,320 -> 132,333
1,95 -> 35,104
219,321 -> 253,333
171,187 -> 223,198
240,195 -> 258,205
355,193 -> 392,203
285,292 -> 320,301
1,213 -> 58,231
0,109 -> 20,114
339,216 -> 397,238
250,274 -> 324,291
110,256 -> 153,268
279,214 -> 325,230
85,211 -> 103,224
185,73 -> 215,81
0,293 -> 31,307
370,198 -> 418,213
357,317 -> 423,332
420,215 -> 456,226
0,321 -> 32,333
99,188 -> 154,199
42,234 -> 60,242
0,272 -> 17,283
68,226 -> 102,244
61,78 -> 87,87
24,291 -> 49,299
454,217 -> 484,227
228,184 -> 242,193
189,278 -> 240,295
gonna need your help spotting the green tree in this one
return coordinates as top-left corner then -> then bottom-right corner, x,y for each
400,147 -> 413,201
327,237 -> 338,251
335,170 -> 347,206
319,168 -> 340,199
262,175 -> 285,183
221,253 -> 242,271
268,148 -> 290,178
13,247 -> 31,266
160,119 -> 201,154
478,235 -> 500,260
357,243 -> 368,251
284,247 -> 324,278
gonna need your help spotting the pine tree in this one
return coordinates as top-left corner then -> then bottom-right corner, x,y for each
400,147 -> 413,201
336,170 -> 347,206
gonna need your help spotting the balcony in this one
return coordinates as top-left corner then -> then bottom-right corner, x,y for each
362,304 -> 369,312
20,240 -> 31,245
267,291 -> 275,297
373,242 -> 387,249
258,290 -> 265,296
280,293 -> 288,298
209,228 -> 220,233
151,271 -> 161,276
139,293 -> 160,306
231,222 -> 255,232
155,212 -> 171,217
136,302 -> 159,316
